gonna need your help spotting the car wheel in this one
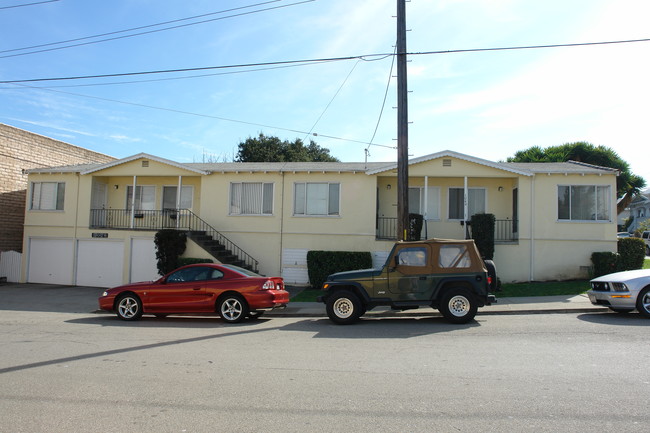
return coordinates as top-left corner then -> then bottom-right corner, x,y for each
248,311 -> 265,319
439,288 -> 477,324
116,294 -> 143,321
636,288 -> 650,317
608,307 -> 631,314
326,290 -> 363,325
218,294 -> 249,324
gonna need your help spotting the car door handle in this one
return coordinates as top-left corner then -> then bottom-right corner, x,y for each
192,287 -> 202,290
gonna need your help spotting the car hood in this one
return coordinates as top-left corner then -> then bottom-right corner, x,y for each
592,269 -> 650,283
107,280 -> 156,293
327,268 -> 382,281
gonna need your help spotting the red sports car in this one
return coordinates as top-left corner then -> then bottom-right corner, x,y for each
98,263 -> 289,323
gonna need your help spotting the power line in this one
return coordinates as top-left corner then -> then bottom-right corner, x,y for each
0,0 -> 315,59
0,0 -> 283,54
2,37 -> 648,84
0,0 -> 58,10
8,83 -> 384,147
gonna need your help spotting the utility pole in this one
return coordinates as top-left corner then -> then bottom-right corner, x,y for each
396,0 -> 409,241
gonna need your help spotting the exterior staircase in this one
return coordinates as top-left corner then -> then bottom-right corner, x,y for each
187,230 -> 257,272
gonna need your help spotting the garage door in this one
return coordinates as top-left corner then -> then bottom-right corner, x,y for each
130,238 -> 159,283
281,248 -> 309,285
76,240 -> 124,288
27,238 -> 74,285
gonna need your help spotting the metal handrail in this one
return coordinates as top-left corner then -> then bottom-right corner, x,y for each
89,208 -> 259,270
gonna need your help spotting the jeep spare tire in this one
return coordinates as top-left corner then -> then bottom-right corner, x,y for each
326,290 -> 363,325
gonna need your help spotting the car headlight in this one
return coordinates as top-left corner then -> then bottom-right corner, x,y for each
611,283 -> 629,292
102,291 -> 108,297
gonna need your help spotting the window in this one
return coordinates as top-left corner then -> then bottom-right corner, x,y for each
31,182 -> 65,210
408,187 -> 440,219
126,185 -> 155,210
294,183 -> 340,216
167,266 -> 223,282
230,182 -> 273,215
448,188 -> 486,220
558,185 -> 610,221
397,247 -> 427,267
163,186 -> 193,210
439,244 -> 472,268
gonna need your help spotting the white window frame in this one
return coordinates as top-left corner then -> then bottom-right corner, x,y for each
408,186 -> 440,220
229,182 -> 274,216
447,187 -> 486,220
126,185 -> 156,211
30,181 -> 65,211
557,185 -> 611,222
293,182 -> 340,216
162,185 -> 194,210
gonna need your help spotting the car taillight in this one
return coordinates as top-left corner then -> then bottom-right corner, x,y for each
262,280 -> 275,290
487,276 -> 493,286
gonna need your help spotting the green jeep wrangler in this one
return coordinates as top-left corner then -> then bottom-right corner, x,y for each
318,238 -> 497,324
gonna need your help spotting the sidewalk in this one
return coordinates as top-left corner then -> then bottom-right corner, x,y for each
0,283 -> 608,317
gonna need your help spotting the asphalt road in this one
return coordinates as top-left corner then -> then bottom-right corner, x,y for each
1,299 -> 649,432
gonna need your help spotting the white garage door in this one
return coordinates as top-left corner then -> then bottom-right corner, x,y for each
28,238 -> 74,285
130,238 -> 159,283
76,240 -> 124,288
281,248 -> 309,285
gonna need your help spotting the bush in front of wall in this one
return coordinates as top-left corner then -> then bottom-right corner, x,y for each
307,250 -> 373,289
591,251 -> 619,278
154,229 -> 187,276
178,257 -> 213,267
617,237 -> 645,271
470,213 -> 496,260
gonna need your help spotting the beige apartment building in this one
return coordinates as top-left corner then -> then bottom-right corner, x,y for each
22,150 -> 619,287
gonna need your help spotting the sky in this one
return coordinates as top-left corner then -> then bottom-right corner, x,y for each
1,0 -> 649,182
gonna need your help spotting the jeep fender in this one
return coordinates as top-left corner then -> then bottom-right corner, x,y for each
432,276 -> 488,308
321,282 -> 371,304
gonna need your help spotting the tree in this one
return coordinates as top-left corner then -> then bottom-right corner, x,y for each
235,133 -> 339,162
507,142 -> 646,214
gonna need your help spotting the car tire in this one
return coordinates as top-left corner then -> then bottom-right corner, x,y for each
326,290 -> 363,325
116,294 -> 143,321
636,288 -> 650,317
439,288 -> 478,324
218,294 -> 249,324
484,259 -> 498,292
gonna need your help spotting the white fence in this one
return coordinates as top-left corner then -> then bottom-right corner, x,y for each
0,251 -> 21,282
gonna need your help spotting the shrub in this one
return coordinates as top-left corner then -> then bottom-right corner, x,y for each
617,237 -> 645,271
470,213 -> 496,260
154,229 -> 187,276
307,251 -> 373,289
591,252 -> 619,277
178,257 -> 213,267
408,213 -> 424,241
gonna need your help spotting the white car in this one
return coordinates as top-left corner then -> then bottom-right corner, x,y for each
588,269 -> 650,316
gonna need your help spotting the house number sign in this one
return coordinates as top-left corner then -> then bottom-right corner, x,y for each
92,233 -> 109,238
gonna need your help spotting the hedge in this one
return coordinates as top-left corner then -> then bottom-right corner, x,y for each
591,237 -> 645,277
307,251 -> 373,289
470,213 -> 495,260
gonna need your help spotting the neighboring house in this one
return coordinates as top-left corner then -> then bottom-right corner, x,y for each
0,123 -> 115,253
627,190 -> 650,233
22,150 -> 619,288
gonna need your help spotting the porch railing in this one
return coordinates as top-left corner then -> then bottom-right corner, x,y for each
89,209 -> 259,271
376,217 -> 518,242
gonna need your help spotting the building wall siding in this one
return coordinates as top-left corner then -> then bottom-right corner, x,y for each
0,123 -> 115,252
